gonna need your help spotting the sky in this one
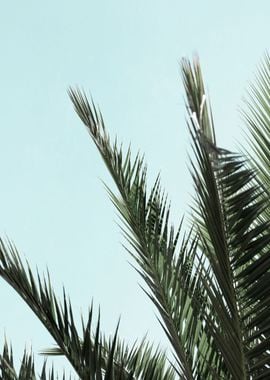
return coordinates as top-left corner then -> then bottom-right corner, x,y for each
0,0 -> 269,376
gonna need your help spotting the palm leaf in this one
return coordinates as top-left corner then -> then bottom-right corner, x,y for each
69,88 -> 229,379
0,342 -> 68,380
0,239 -> 174,379
243,53 -> 270,193
242,53 -> 270,231
182,57 -> 270,379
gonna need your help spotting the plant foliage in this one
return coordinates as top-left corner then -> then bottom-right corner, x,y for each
0,55 -> 270,379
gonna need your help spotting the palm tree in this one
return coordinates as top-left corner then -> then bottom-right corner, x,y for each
0,54 -> 269,379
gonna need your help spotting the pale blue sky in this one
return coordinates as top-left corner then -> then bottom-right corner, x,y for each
0,0 -> 269,375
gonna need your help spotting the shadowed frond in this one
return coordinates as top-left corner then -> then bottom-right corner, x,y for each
182,57 -> 270,379
242,53 -> 270,224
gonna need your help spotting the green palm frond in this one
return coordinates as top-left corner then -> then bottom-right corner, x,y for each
0,238 -> 87,378
242,53 -> 270,231
182,56 -> 216,146
40,366 -> 69,380
1,52 -> 270,380
0,239 -> 174,380
0,343 -> 18,380
100,336 -> 176,380
182,57 -> 270,379
43,326 -> 176,380
69,89 -> 229,379
0,342 -> 66,380
243,53 -> 270,193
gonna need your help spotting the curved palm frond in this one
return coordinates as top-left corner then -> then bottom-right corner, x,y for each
69,89 -> 230,379
242,53 -> 270,227
0,239 -> 175,380
0,52 -> 269,380
0,238 -> 87,378
43,330 -> 176,380
182,57 -> 270,379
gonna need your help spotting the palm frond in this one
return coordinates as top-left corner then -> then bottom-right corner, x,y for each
42,325 -> 176,380
182,57 -> 270,379
0,342 -> 18,380
0,342 -> 68,380
0,239 -> 175,379
243,53 -> 270,194
0,239 -> 87,378
100,336 -> 175,380
1,52 -> 269,380
242,52 -> 270,232
69,88 -> 230,379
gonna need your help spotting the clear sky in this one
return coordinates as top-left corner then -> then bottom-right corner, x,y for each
0,0 -> 269,375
